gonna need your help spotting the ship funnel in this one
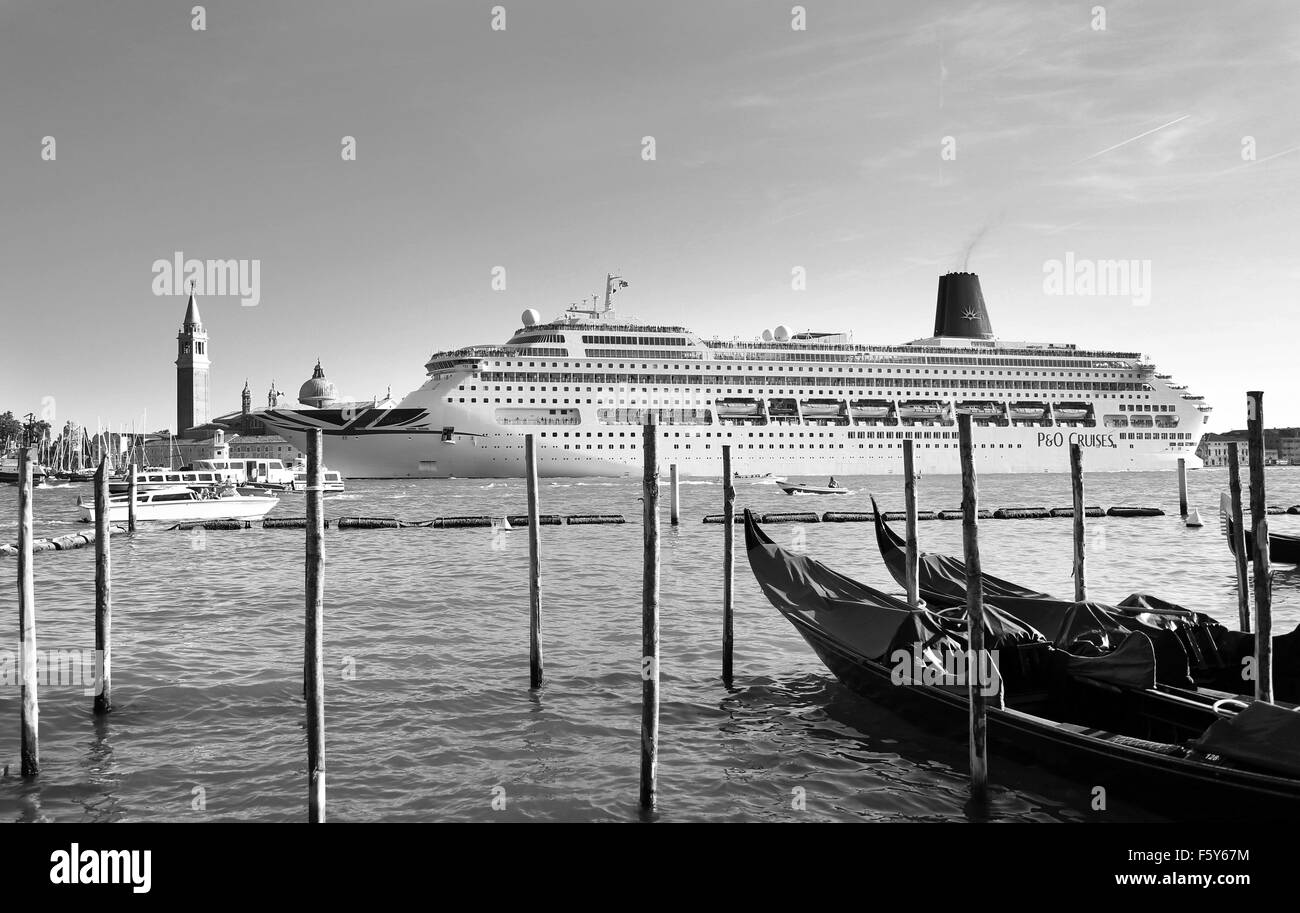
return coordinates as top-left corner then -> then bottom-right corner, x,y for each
934,272 -> 994,339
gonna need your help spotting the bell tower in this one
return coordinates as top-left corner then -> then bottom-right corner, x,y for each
175,285 -> 211,433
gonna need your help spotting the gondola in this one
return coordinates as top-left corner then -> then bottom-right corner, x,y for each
870,497 -> 1300,701
743,509 -> 1300,819
1219,492 -> 1300,565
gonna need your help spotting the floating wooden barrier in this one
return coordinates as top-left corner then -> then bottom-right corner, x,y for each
880,509 -> 937,522
339,516 -> 404,529
1105,506 -> 1165,518
172,520 -> 252,530
821,511 -> 876,522
1048,506 -> 1105,518
760,511 -> 820,523
702,514 -> 747,524
429,516 -> 489,528
993,507 -> 1051,519
934,508 -> 995,520
566,514 -> 626,524
263,517 -> 309,529
507,514 -> 562,526
1,525 -> 127,557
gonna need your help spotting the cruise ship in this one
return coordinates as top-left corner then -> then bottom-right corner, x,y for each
248,273 -> 1210,478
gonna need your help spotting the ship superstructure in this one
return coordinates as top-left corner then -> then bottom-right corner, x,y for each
250,273 -> 1210,478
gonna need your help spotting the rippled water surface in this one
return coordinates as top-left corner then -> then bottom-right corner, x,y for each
2,467 -> 1298,822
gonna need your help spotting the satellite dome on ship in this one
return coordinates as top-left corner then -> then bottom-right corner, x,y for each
298,360 -> 338,408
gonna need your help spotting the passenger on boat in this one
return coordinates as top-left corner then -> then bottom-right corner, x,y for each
827,477 -> 839,488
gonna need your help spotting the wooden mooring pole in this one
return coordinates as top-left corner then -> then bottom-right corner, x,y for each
127,461 -> 137,533
305,428 -> 327,821
721,445 -> 735,684
18,447 -> 39,776
1177,457 -> 1188,519
902,439 -> 919,607
525,434 -> 543,689
1070,443 -> 1086,602
640,416 -> 660,810
1246,392 -> 1273,703
957,415 -> 988,800
669,463 -> 680,527
94,456 -> 112,714
1227,444 -> 1251,633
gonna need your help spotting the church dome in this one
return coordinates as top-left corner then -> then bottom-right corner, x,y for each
298,360 -> 338,408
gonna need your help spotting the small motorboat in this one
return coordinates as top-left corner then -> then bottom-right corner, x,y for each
77,485 -> 279,524
777,481 -> 853,496
0,458 -> 49,486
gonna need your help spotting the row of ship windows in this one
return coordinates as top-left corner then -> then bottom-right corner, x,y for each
502,439 -> 1188,452
492,354 -> 1135,369
525,429 -> 1193,440
580,335 -> 691,347
472,376 -> 1152,392
453,394 -> 1157,405
483,365 -> 1134,378
523,442 -> 1033,451
462,384 -> 1154,395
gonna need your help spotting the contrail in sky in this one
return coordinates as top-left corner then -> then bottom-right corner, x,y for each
1074,114 -> 1190,164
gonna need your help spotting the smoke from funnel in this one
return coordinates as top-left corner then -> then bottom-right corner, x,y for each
962,225 -> 989,271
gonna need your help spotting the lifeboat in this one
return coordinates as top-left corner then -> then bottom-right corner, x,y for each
1009,401 -> 1051,425
849,399 -> 897,425
955,400 -> 1008,425
716,397 -> 764,418
898,399 -> 951,425
1052,401 -> 1095,426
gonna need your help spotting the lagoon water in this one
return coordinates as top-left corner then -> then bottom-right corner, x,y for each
2,467 -> 1299,823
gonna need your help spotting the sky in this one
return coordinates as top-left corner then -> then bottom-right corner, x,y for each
1,0 -> 1298,435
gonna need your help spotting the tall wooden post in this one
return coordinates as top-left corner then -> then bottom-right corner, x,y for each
1177,457 -> 1188,518
957,415 -> 988,800
1228,445 -> 1251,633
525,434 -> 543,689
127,462 -> 137,533
640,416 -> 660,810
902,439 -> 920,607
669,463 -> 680,527
93,456 -> 112,714
1246,392 -> 1273,703
1070,444 -> 1087,602
305,429 -> 327,821
17,447 -> 39,776
721,445 -> 735,684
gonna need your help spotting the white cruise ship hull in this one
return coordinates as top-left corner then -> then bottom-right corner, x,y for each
257,416 -> 1202,479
